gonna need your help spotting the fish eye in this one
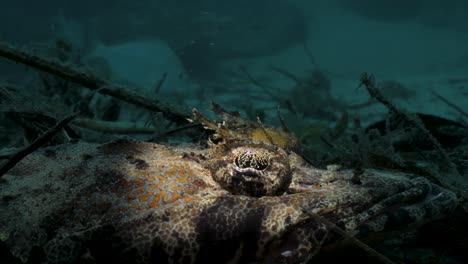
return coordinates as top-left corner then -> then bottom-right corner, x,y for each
207,142 -> 292,197
234,150 -> 270,171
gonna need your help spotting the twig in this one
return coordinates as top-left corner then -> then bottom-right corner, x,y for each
328,111 -> 349,140
238,65 -> 296,113
302,41 -> 318,68
358,73 -> 467,193
358,73 -> 398,113
256,116 -> 275,145
0,41 -> 189,125
154,73 -> 167,94
0,112 -> 80,178
304,210 -> 396,264
238,65 -> 279,99
431,90 -> 468,122
276,105 -> 290,133
147,123 -> 203,142
268,64 -> 302,84
73,118 -> 161,134
347,99 -> 376,109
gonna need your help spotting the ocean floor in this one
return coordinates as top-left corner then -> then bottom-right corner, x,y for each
0,1 -> 468,264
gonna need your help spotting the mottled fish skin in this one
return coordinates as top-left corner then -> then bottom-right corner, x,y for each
0,139 -> 458,264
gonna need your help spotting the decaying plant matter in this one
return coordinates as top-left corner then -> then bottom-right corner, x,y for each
0,112 -> 79,177
0,105 -> 459,264
0,39 -> 467,263
0,41 -> 189,125
358,73 -> 468,197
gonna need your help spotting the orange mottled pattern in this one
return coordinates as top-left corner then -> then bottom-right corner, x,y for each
0,139 -> 459,264
85,140 -> 224,222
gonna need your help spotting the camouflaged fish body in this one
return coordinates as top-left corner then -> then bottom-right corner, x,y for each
0,109 -> 459,263
0,138 -> 458,264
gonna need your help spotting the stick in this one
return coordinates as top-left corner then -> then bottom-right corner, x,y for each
0,41 -> 189,125
256,116 -> 275,145
0,112 -> 80,177
147,123 -> 203,142
238,65 -> 279,99
359,73 -> 467,193
268,64 -> 302,84
304,210 -> 396,264
276,105 -> 290,133
238,65 -> 295,113
73,118 -> 160,134
431,90 -> 468,121
302,41 -> 318,68
154,73 -> 167,94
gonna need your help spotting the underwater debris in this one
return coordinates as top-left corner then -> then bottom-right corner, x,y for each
358,72 -> 468,205
238,65 -> 294,112
147,123 -> 205,143
190,102 -> 300,152
6,111 -> 80,145
366,113 -> 467,151
379,79 -> 417,102
73,118 -> 161,135
0,40 -> 190,125
303,210 -> 396,264
431,89 -> 468,122
153,72 -> 167,94
0,83 -> 81,145
0,82 -> 188,145
0,108 -> 459,263
324,111 -> 349,142
287,68 -> 344,121
0,111 -> 79,178
0,23 -> 465,263
238,64 -> 346,121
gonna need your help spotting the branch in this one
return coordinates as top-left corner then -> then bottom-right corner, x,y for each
73,118 -> 160,134
0,41 -> 189,125
154,72 -> 167,94
238,65 -> 296,113
238,65 -> 281,100
431,90 -> 468,122
0,112 -> 80,178
268,64 -> 302,84
304,210 -> 396,264
147,123 -> 203,142
358,73 -> 468,194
